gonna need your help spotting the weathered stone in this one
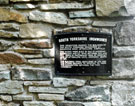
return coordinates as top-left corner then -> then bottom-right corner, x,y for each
20,39 -> 52,49
28,58 -> 54,64
0,23 -> 19,31
29,86 -> 68,94
96,0 -> 130,17
24,81 -> 51,86
58,101 -> 111,106
0,71 -> 10,80
0,0 -> 9,4
38,94 -> 64,101
11,0 -> 47,2
20,23 -> 54,38
0,81 -> 23,94
68,19 -> 92,26
58,101 -> 83,106
90,80 -> 114,86
0,40 -> 14,51
69,10 -> 95,18
23,101 -> 55,106
83,102 -> 111,106
124,0 -> 135,16
14,4 -> 36,9
13,95 -> 33,101
114,21 -> 135,46
0,7 -> 27,23
49,0 -> 90,3
40,3 -> 93,10
112,58 -> 135,79
0,64 -> 10,71
12,66 -> 52,80
53,77 -> 86,87
113,46 -> 135,57
24,54 -> 43,59
65,85 -> 110,102
54,27 -> 100,35
0,31 -> 18,38
14,48 -> 41,54
112,82 -> 135,106
92,21 -> 117,27
1,102 -> 20,106
29,10 -> 67,25
43,49 -> 54,58
0,52 -> 26,64
0,95 -> 12,102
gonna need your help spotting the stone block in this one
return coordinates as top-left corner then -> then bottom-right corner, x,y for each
14,48 -> 41,54
11,0 -> 47,2
0,7 -> 27,23
29,10 -> 67,25
83,102 -> 111,106
65,85 -> 110,102
113,46 -> 135,57
92,21 -> 117,27
0,71 -> 10,80
111,58 -> 135,79
13,95 -> 33,101
29,86 -> 68,94
58,101 -> 111,106
0,64 -> 10,71
42,49 -> 54,58
69,10 -> 95,18
20,39 -> 52,49
58,101 -> 83,106
0,81 -> 23,94
28,58 -> 54,65
24,54 -> 43,59
95,0 -> 132,17
0,40 -> 14,51
0,0 -> 9,4
40,3 -> 93,10
14,4 -> 36,9
0,52 -> 26,64
38,94 -> 64,101
20,23 -> 54,38
0,102 -> 20,106
12,66 -> 52,80
68,19 -> 92,26
24,81 -> 51,86
112,82 -> 135,106
53,77 -> 86,87
0,31 -> 18,38
114,21 -> 135,46
23,101 -> 55,106
0,23 -> 19,31
124,0 -> 135,16
0,95 -> 12,102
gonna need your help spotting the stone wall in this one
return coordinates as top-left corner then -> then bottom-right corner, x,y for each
0,0 -> 135,106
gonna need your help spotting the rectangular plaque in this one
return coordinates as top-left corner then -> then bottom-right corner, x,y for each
54,32 -> 112,76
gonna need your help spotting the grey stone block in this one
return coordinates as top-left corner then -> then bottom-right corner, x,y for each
53,77 -> 86,87
29,86 -> 68,94
65,85 -> 110,102
0,81 -> 23,94
29,10 -> 67,25
69,10 -> 95,18
114,21 -> 135,46
12,66 -> 52,80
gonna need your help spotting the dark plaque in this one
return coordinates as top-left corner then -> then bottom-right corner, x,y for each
54,32 -> 112,76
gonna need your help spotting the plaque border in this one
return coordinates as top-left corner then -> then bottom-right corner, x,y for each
54,32 -> 112,76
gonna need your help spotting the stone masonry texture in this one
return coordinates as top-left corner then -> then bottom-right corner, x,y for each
0,0 -> 135,106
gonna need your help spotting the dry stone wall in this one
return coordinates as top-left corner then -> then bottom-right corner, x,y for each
0,0 -> 135,106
